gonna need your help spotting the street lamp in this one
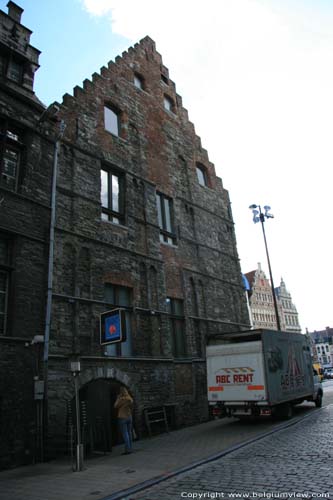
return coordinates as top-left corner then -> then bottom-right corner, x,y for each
69,354 -> 84,471
249,204 -> 281,331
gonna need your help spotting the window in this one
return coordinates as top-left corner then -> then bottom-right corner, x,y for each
0,236 -> 10,336
196,163 -> 208,187
166,297 -> 186,358
134,73 -> 144,90
104,284 -> 132,357
8,60 -> 22,83
161,74 -> 168,85
104,105 -> 120,136
0,124 -> 23,191
156,192 -> 176,244
164,95 -> 174,113
100,168 -> 124,224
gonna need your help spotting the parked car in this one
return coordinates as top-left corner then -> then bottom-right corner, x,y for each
324,368 -> 333,379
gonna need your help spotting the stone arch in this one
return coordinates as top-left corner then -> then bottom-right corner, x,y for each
67,366 -> 139,453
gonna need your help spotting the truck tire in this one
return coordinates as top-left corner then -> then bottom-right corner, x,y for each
315,392 -> 323,408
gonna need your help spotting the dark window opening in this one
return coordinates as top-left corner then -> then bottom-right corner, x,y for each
0,122 -> 24,191
104,284 -> 133,357
166,297 -> 186,358
156,192 -> 176,245
8,60 -> 22,83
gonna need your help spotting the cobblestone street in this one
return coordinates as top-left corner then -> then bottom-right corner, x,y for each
124,404 -> 333,500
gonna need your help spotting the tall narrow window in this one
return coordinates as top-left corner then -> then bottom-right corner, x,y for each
163,95 -> 174,113
8,60 -> 22,83
196,163 -> 208,187
134,73 -> 144,90
166,297 -> 186,358
101,168 -> 124,224
0,237 -> 10,336
0,124 -> 23,191
104,105 -> 120,136
156,192 -> 176,244
104,284 -> 132,357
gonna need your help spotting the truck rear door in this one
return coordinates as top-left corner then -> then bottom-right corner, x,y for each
207,340 -> 267,403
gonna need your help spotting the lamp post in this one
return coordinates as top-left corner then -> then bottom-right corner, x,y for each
69,355 -> 84,471
249,204 -> 281,331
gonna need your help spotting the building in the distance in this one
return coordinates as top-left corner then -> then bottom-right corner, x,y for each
245,263 -> 301,332
0,2 -> 251,469
275,278 -> 302,333
307,327 -> 333,369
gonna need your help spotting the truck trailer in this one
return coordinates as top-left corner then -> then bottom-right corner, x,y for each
207,329 -> 323,419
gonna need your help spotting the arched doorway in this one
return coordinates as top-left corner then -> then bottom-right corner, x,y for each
75,378 -> 131,455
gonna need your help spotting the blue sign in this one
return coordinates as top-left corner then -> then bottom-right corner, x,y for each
100,308 -> 126,345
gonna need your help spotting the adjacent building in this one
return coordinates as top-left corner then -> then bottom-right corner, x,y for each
245,263 -> 301,333
307,327 -> 333,369
0,2 -> 250,468
0,1 -> 54,469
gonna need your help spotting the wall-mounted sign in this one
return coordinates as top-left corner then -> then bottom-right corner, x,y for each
100,308 -> 126,345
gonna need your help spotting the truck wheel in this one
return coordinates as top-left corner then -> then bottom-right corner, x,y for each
315,393 -> 322,408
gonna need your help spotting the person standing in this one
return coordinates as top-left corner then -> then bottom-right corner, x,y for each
114,387 -> 134,455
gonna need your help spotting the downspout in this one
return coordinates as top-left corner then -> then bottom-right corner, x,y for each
42,120 -> 66,460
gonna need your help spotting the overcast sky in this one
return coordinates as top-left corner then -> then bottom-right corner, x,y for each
7,0 -> 333,332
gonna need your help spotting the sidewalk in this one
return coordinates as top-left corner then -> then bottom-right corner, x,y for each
0,405 -> 321,500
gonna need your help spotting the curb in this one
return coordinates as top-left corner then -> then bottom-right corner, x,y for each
101,406 -> 326,500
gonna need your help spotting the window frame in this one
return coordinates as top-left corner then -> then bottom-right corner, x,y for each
104,283 -> 133,357
100,166 -> 125,225
196,163 -> 209,187
156,192 -> 176,245
8,59 -> 22,84
166,297 -> 186,358
0,122 -> 24,192
163,95 -> 175,113
104,104 -> 121,136
134,73 -> 144,90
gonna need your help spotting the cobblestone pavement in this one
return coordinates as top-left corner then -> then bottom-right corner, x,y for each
0,386 -> 332,500
123,404 -> 333,500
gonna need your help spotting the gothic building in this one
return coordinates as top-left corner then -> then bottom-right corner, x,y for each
245,263 -> 301,333
0,1 -> 54,469
0,2 -> 250,468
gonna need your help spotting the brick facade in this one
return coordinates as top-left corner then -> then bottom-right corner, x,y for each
0,3 -> 250,468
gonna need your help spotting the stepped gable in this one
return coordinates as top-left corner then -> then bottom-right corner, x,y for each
57,35 -> 217,180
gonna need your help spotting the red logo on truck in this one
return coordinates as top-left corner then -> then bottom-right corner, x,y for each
215,367 -> 255,385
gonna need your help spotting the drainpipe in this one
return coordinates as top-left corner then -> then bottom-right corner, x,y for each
42,119 -> 66,461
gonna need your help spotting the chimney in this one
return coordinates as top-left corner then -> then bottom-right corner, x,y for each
7,1 -> 23,24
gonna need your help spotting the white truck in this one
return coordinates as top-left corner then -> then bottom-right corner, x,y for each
207,329 -> 323,419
